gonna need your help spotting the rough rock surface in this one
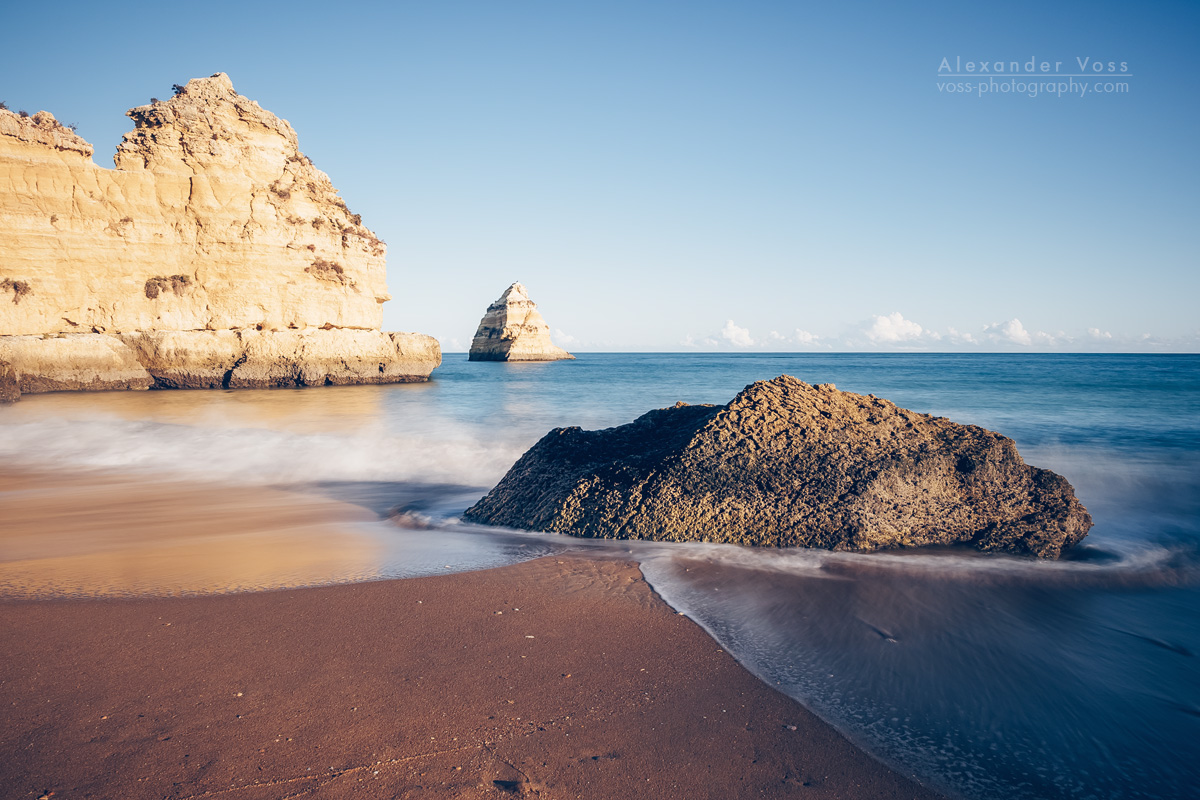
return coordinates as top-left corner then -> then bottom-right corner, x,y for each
465,376 -> 1093,558
121,330 -> 440,389
0,360 -> 19,403
0,335 -> 153,393
0,74 -> 439,391
0,330 -> 439,392
469,283 -> 574,362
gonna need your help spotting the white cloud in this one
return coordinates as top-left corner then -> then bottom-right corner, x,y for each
866,312 -> 924,343
945,327 -> 977,345
984,318 -> 1033,346
720,319 -> 755,347
980,319 -> 1066,347
553,328 -> 577,345
680,317 -> 1163,353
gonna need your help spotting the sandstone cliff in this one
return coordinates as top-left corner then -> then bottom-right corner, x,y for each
0,74 -> 439,392
0,360 -> 18,403
465,376 -> 1093,558
468,283 -> 574,362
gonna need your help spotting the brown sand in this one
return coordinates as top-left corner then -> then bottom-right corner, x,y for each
0,467 -> 941,798
0,555 -> 943,800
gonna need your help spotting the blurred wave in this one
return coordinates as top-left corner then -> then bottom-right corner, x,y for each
0,410 -> 524,487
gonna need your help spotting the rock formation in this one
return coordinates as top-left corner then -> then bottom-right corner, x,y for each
0,74 -> 439,393
0,335 -> 151,394
465,376 -> 1093,558
468,283 -> 574,361
0,360 -> 19,403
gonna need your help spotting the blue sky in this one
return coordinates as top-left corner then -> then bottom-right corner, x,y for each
3,0 -> 1196,351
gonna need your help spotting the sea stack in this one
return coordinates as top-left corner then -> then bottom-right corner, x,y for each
0,73 -> 440,392
465,376 -> 1093,558
468,282 -> 574,362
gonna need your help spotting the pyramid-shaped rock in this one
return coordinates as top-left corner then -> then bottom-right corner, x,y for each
465,376 -> 1093,558
468,283 -> 574,362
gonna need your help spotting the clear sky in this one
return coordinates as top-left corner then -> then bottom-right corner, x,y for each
3,0 -> 1196,351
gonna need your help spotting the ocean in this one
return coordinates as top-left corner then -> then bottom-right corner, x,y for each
1,353 -> 1197,799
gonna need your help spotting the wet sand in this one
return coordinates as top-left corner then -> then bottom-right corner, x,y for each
0,471 -> 942,799
0,469 -> 384,596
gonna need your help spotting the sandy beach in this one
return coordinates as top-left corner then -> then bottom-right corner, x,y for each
0,470 -> 941,799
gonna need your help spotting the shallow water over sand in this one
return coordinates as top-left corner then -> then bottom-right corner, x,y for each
641,546 -> 1200,800
1,353 -> 1197,799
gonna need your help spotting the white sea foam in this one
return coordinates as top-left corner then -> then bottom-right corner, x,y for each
0,414 -> 524,487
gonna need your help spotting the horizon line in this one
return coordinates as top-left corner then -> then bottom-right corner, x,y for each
436,350 -> 1198,355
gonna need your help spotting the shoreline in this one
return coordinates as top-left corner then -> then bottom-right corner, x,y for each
1,552 -> 942,799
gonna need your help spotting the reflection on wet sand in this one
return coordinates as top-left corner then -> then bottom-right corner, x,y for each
0,469 -> 384,596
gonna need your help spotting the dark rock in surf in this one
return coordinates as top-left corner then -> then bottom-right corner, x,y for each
464,375 -> 1093,558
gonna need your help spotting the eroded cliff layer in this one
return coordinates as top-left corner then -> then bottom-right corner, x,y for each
0,74 -> 440,392
0,360 -> 19,403
469,282 -> 574,362
465,376 -> 1093,558
0,330 -> 439,393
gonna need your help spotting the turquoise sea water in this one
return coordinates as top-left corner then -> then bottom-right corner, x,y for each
1,353 -> 1197,799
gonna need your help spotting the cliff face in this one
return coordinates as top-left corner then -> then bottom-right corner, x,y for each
0,73 -> 387,334
465,376 -> 1093,558
469,282 -> 574,362
0,74 -> 439,392
0,360 -> 18,403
